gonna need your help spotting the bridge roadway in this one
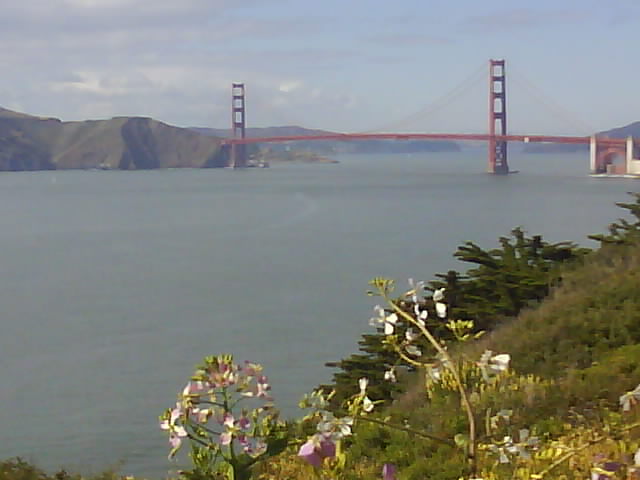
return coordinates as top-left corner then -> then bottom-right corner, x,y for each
222,133 -> 638,147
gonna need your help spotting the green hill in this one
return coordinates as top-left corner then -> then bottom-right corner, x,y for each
0,108 -> 226,171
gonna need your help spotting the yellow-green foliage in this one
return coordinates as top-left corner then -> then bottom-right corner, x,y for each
0,459 -> 126,480
479,243 -> 640,379
339,242 -> 640,479
254,449 -> 380,480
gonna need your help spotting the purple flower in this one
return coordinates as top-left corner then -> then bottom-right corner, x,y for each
298,439 -> 323,467
242,361 -> 263,377
298,434 -> 336,467
218,413 -> 252,446
318,438 -> 336,458
382,463 -> 397,480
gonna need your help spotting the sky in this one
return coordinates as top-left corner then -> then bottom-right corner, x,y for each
1,0 -> 638,135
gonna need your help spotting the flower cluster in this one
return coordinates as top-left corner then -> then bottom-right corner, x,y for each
484,428 -> 539,463
159,354 -> 283,465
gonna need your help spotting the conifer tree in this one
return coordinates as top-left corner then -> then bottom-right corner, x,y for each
322,228 -> 588,409
589,192 -> 640,245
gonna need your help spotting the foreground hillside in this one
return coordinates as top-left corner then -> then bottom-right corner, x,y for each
0,108 -> 226,171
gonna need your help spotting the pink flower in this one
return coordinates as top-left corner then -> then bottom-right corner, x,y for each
218,413 -> 251,446
382,463 -> 397,480
298,439 -> 322,467
298,434 -> 336,467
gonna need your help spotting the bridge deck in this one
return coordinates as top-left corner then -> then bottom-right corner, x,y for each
222,133 -> 636,146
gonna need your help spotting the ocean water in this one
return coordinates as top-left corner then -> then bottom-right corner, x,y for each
0,151 -> 635,476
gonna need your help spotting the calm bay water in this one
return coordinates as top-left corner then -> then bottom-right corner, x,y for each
0,151 -> 636,477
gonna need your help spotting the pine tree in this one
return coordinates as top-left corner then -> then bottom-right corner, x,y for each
589,192 -> 640,245
322,228 -> 588,410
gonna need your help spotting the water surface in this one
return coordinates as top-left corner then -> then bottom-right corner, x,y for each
0,151 -> 635,476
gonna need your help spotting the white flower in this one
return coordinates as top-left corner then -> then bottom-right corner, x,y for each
435,302 -> 447,319
384,313 -> 398,335
370,306 -> 399,335
413,305 -> 428,326
369,305 -> 386,327
358,377 -> 368,396
406,345 -> 422,357
432,288 -> 445,302
490,354 -> 510,373
407,278 -> 425,303
384,368 -> 397,383
426,365 -> 441,382
620,383 -> 640,411
362,396 -> 374,412
478,350 -> 511,380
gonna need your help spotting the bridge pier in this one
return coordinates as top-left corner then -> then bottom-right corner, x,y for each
590,135 -> 640,175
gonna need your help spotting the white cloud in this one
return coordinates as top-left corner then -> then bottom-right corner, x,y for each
278,81 -> 302,93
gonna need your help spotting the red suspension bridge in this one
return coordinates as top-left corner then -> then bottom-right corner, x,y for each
222,60 -> 640,176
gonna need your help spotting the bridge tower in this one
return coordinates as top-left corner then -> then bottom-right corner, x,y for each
488,59 -> 509,174
230,82 -> 247,168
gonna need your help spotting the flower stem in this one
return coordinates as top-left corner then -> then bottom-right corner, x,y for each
386,297 -> 478,475
355,415 -> 456,447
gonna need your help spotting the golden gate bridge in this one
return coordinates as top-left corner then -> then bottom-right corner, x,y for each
221,60 -> 640,176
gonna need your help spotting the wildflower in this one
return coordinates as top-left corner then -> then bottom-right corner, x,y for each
478,350 -> 511,380
218,412 -> 251,446
191,406 -> 212,423
382,463 -> 397,480
426,364 -> 441,382
406,278 -> 425,303
432,288 -> 447,318
384,368 -> 397,383
208,359 -> 239,388
317,413 -> 353,440
620,383 -> 640,411
160,403 -> 188,458
362,396 -> 375,412
242,375 -> 272,399
385,313 -> 398,334
370,305 -> 400,334
182,381 -> 207,397
359,377 -> 368,395
490,354 -> 510,372
243,438 -> 267,457
406,344 -> 422,357
489,409 -> 513,429
358,377 -> 375,412
298,434 -> 336,467
242,361 -> 263,377
417,308 -> 428,327
433,287 -> 445,302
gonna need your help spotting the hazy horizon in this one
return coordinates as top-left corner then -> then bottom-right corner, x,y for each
0,1 -> 637,136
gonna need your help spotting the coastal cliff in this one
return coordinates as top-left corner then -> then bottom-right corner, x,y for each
0,108 -> 226,171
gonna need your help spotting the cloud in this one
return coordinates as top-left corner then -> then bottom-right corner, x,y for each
464,8 -> 590,32
366,33 -> 452,46
278,81 -> 302,93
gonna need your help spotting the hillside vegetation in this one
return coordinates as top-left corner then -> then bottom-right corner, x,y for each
260,194 -> 640,480
0,107 -> 226,171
